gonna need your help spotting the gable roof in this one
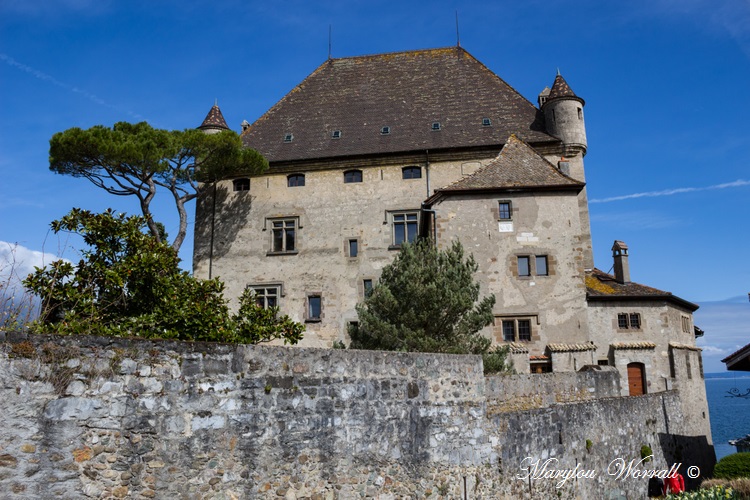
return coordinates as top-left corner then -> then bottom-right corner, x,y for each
198,104 -> 230,132
586,268 -> 698,311
425,135 -> 583,203
242,47 -> 558,164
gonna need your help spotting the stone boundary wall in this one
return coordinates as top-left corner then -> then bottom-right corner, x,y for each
0,333 -> 714,499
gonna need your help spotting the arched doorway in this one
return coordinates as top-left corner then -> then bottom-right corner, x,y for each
627,362 -> 646,396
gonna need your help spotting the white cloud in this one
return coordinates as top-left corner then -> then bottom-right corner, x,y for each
590,179 -> 750,204
0,241 -> 66,287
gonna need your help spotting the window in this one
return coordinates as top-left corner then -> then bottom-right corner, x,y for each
381,126 -> 390,135
248,286 -> 279,309
431,122 -> 441,131
331,130 -> 341,139
535,256 -> 548,276
498,201 -> 512,220
482,117 -> 492,127
363,279 -> 373,297
681,315 -> 691,333
283,133 -> 293,143
392,212 -> 419,246
344,170 -> 362,183
287,174 -> 305,187
348,239 -> 358,258
233,178 -> 250,191
402,166 -> 422,179
500,318 -> 533,342
307,295 -> 321,321
617,312 -> 642,330
517,256 -> 531,277
517,254 -> 550,277
270,218 -> 297,254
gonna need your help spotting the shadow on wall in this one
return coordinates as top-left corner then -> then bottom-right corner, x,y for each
658,432 -> 715,491
194,184 -> 253,266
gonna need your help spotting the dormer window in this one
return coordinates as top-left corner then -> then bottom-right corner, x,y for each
283,133 -> 293,143
431,122 -> 441,131
380,126 -> 390,135
331,130 -> 341,139
233,178 -> 250,191
482,118 -> 492,127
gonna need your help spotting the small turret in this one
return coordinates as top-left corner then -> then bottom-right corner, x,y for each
541,73 -> 587,156
198,101 -> 230,135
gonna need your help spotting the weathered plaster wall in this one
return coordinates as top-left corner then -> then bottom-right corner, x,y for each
0,333 -> 714,499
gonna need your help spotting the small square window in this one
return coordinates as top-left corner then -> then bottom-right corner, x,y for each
344,170 -> 363,183
283,133 -> 293,143
402,166 -> 422,179
348,239 -> 358,258
482,117 -> 492,127
381,126 -> 390,135
535,256 -> 548,276
307,295 -> 321,321
331,130 -> 341,139
498,201 -> 512,220
517,256 -> 530,277
431,122 -> 441,131
287,174 -> 305,187
233,178 -> 250,191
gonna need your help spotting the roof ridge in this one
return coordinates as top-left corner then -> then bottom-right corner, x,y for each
329,46 -> 462,62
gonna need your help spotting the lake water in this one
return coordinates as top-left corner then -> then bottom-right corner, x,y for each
705,376 -> 750,460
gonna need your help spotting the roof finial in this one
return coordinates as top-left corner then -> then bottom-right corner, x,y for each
328,25 -> 332,60
455,11 -> 461,47
214,98 -> 218,107
557,67 -> 561,76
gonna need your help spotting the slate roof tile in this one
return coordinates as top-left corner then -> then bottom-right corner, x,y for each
242,47 -> 558,164
198,104 -> 230,132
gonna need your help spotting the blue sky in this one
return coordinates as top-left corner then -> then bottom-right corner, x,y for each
1,0 -> 748,371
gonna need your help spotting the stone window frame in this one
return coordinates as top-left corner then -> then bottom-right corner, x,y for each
343,169 -> 363,183
233,178 -> 250,192
495,315 -> 539,343
616,312 -> 642,331
515,254 -> 551,279
346,238 -> 360,258
306,294 -> 323,323
361,278 -> 375,299
287,173 -> 305,187
246,283 -> 283,309
388,210 -> 420,249
266,216 -> 299,256
497,200 -> 512,221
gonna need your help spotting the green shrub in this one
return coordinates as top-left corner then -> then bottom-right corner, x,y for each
482,346 -> 514,375
641,444 -> 653,462
714,453 -> 750,480
666,485 -> 738,499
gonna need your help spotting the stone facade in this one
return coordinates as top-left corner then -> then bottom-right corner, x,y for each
191,47 -> 711,447
0,333 -> 715,499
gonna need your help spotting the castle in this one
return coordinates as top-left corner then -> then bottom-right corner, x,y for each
192,47 -> 710,428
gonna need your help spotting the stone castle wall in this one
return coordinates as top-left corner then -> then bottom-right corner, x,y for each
0,333 -> 714,499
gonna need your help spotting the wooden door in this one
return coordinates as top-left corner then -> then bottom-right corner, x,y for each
627,363 -> 645,396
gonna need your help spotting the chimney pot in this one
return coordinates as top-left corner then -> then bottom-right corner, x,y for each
612,240 -> 630,284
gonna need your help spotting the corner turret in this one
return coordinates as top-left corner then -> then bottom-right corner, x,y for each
198,101 -> 230,135
541,74 -> 587,156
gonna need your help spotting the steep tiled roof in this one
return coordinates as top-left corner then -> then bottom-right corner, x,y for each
242,47 -> 558,164
198,104 -> 230,132
547,343 -> 597,352
586,269 -> 698,311
425,135 -> 583,202
547,74 -> 580,101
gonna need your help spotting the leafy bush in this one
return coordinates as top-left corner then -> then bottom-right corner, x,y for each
23,209 -> 303,345
482,346 -> 514,375
666,485 -> 738,499
714,453 -> 750,480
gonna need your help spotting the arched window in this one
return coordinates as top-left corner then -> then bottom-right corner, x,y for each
344,169 -> 363,183
287,174 -> 305,187
233,178 -> 250,191
402,166 -> 422,179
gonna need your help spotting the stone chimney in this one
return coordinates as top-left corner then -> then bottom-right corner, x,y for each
612,240 -> 630,284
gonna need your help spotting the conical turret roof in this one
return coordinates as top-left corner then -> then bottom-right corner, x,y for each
198,103 -> 230,132
547,74 -> 581,101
